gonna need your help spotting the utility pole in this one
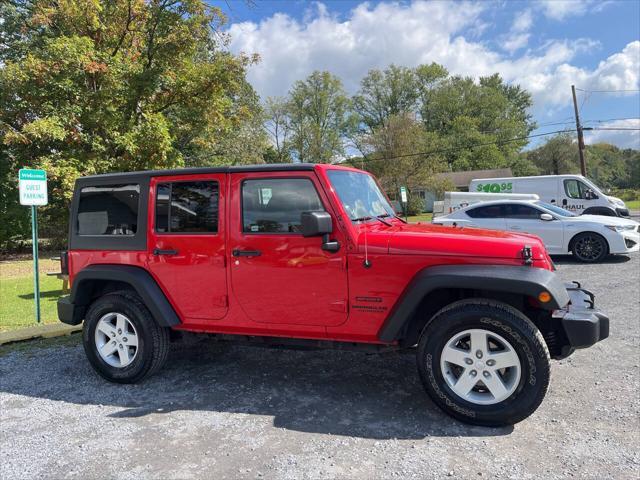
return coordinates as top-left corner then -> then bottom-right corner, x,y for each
571,85 -> 587,176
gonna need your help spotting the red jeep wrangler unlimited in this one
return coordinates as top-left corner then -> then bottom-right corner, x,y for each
57,164 -> 608,426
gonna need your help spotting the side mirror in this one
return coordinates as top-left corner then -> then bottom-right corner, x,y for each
301,211 -> 332,237
540,213 -> 554,221
585,189 -> 598,200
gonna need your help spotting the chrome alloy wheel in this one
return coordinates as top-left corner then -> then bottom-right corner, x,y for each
94,313 -> 139,368
440,328 -> 521,405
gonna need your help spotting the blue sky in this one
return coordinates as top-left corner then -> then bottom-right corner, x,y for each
215,0 -> 640,149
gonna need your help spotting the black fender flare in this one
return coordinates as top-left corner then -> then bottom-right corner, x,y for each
377,265 -> 569,342
66,264 -> 180,327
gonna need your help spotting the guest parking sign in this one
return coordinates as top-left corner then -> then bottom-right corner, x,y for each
18,168 -> 47,324
19,169 -> 48,205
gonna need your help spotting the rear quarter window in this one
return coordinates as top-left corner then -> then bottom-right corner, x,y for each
466,205 -> 504,218
70,178 -> 149,251
77,184 -> 140,235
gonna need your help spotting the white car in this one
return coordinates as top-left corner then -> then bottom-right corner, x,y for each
432,200 -> 639,263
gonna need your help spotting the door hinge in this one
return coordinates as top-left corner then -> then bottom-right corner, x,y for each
329,299 -> 348,313
213,295 -> 228,307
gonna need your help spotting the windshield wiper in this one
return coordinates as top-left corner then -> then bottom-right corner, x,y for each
352,215 -> 392,226
378,213 -> 407,224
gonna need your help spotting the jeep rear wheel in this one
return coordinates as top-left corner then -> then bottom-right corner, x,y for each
416,299 -> 550,426
83,291 -> 170,383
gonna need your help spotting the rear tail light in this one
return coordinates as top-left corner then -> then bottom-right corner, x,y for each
60,251 -> 69,275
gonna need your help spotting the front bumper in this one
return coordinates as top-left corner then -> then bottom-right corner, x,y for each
552,282 -> 609,355
616,207 -> 630,217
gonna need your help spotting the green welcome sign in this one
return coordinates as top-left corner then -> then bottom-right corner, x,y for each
18,168 -> 48,323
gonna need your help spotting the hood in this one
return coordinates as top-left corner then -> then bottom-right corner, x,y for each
574,215 -> 639,227
354,221 -> 548,262
606,195 -> 626,207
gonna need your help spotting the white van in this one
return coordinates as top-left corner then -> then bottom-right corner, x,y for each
433,191 -> 539,217
469,174 -> 629,217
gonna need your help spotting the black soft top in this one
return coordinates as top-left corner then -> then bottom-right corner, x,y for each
77,163 -> 316,183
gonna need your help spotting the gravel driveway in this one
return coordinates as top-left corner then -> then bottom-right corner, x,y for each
1,256 -> 639,479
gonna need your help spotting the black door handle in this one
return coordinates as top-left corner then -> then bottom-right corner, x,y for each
562,199 -> 568,206
153,248 -> 179,256
232,249 -> 261,257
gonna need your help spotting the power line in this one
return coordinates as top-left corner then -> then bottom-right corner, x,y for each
346,129 -> 576,165
583,117 -> 640,123
575,88 -> 640,93
589,127 -> 640,131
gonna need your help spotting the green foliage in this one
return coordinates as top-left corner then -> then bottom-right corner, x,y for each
0,0 -> 263,249
584,143 -> 640,189
348,65 -> 536,190
363,114 -> 445,196
527,136 -> 639,189
0,149 -> 31,251
263,96 -> 292,163
353,65 -> 420,131
527,133 -> 580,175
287,71 -> 352,163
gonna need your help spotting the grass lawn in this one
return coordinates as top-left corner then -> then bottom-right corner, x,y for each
408,213 -> 433,222
626,199 -> 639,210
1,258 -> 65,332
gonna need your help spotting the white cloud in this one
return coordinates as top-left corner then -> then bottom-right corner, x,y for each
228,2 -> 639,115
501,9 -> 532,54
539,0 -> 589,20
584,119 -> 640,149
513,9 -> 533,32
502,33 -> 531,54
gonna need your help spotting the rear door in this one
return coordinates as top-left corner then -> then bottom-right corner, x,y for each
147,174 -> 228,320
228,171 -> 348,327
464,204 -> 507,230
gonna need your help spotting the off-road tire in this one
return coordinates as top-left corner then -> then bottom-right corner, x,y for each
416,299 -> 550,427
83,290 -> 170,383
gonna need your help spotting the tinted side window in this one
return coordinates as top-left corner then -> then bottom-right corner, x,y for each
77,184 -> 139,235
243,178 -> 324,233
466,205 -> 504,218
156,181 -> 219,233
504,204 -> 541,219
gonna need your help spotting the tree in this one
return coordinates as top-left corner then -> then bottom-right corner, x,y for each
287,71 -> 352,163
583,143 -> 639,189
421,73 -> 535,170
0,0 -> 260,248
362,113 -> 445,205
352,65 -> 420,132
527,133 -> 580,175
263,97 -> 292,163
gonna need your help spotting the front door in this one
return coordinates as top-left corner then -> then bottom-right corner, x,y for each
562,179 -> 597,214
147,174 -> 228,321
228,172 -> 348,326
504,203 -> 564,253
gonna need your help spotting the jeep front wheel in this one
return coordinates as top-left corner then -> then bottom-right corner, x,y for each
83,291 -> 170,383
417,299 -> 550,426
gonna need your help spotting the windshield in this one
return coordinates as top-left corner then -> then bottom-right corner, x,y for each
327,170 -> 396,221
536,201 -> 576,217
